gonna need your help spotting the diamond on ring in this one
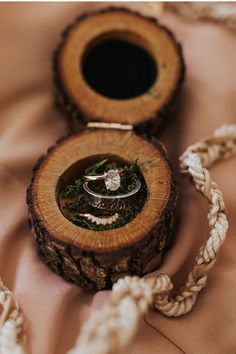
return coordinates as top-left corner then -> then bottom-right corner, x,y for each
104,169 -> 121,191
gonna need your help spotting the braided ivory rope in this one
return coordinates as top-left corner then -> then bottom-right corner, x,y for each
0,280 -> 26,354
166,2 -> 236,32
1,124 -> 236,354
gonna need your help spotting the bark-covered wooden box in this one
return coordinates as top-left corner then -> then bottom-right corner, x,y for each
27,8 -> 184,290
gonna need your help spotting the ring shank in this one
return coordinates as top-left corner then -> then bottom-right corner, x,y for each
83,174 -> 104,181
83,179 -> 141,210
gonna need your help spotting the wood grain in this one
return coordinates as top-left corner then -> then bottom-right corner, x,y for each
27,130 -> 177,289
53,7 -> 185,135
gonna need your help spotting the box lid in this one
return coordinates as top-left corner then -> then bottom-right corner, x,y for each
53,8 -> 185,134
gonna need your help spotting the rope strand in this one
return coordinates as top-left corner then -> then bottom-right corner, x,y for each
166,3 -> 236,32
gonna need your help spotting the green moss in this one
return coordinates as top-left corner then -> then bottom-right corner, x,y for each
60,159 -> 147,231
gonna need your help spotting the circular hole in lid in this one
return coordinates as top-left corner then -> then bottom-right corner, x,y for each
82,33 -> 158,100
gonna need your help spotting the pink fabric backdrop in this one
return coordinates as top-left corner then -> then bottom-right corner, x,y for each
0,3 -> 236,354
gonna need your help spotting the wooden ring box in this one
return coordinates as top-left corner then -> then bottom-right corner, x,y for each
27,8 -> 185,290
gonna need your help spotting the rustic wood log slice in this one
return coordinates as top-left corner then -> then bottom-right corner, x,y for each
54,8 -> 185,134
27,129 -> 177,290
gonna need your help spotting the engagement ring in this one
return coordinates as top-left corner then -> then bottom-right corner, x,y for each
83,169 -> 123,191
